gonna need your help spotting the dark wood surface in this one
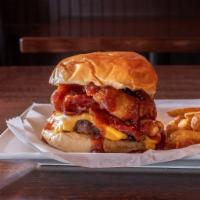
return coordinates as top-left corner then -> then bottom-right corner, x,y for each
19,16 -> 200,54
2,165 -> 200,200
20,36 -> 200,53
1,65 -> 200,199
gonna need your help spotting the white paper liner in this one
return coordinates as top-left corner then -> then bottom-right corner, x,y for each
6,101 -> 200,168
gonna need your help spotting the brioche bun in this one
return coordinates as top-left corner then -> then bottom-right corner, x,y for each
49,52 -> 157,96
41,129 -> 146,153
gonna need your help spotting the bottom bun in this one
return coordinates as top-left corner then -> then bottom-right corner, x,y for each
41,129 -> 146,153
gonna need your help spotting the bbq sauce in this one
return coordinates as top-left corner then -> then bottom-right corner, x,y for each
51,84 -> 85,112
156,131 -> 166,150
90,106 -> 143,141
43,121 -> 54,130
42,121 -> 54,144
63,94 -> 94,115
91,137 -> 104,153
74,119 -> 105,152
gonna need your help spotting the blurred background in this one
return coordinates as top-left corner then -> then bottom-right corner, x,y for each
0,0 -> 200,66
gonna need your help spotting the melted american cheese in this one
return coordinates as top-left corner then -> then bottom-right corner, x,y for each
48,113 -> 158,148
49,112 -> 127,141
50,113 -> 92,132
144,136 -> 158,149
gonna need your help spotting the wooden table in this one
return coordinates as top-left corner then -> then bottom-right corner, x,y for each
1,65 -> 200,199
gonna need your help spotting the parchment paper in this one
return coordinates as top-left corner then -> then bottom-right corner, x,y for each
6,101 -> 200,168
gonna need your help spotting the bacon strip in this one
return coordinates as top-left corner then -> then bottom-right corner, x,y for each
51,84 -> 86,113
86,83 -> 156,121
90,107 -> 143,141
51,83 -> 161,142
63,94 -> 94,115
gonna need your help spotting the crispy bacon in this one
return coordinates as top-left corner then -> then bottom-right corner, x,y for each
51,83 -> 161,142
90,107 -> 143,141
85,83 -> 100,96
135,90 -> 156,120
86,85 -> 140,121
63,94 -> 95,115
140,119 -> 163,144
51,85 -> 69,112
86,83 -> 156,121
51,84 -> 85,112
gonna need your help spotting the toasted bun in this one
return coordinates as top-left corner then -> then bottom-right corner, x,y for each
49,52 -> 157,96
41,129 -> 146,153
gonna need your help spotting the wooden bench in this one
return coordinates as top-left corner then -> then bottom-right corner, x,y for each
20,36 -> 200,53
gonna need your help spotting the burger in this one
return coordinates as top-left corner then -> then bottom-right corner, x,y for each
41,52 -> 164,153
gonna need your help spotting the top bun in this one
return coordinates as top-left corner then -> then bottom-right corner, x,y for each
49,51 -> 157,96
